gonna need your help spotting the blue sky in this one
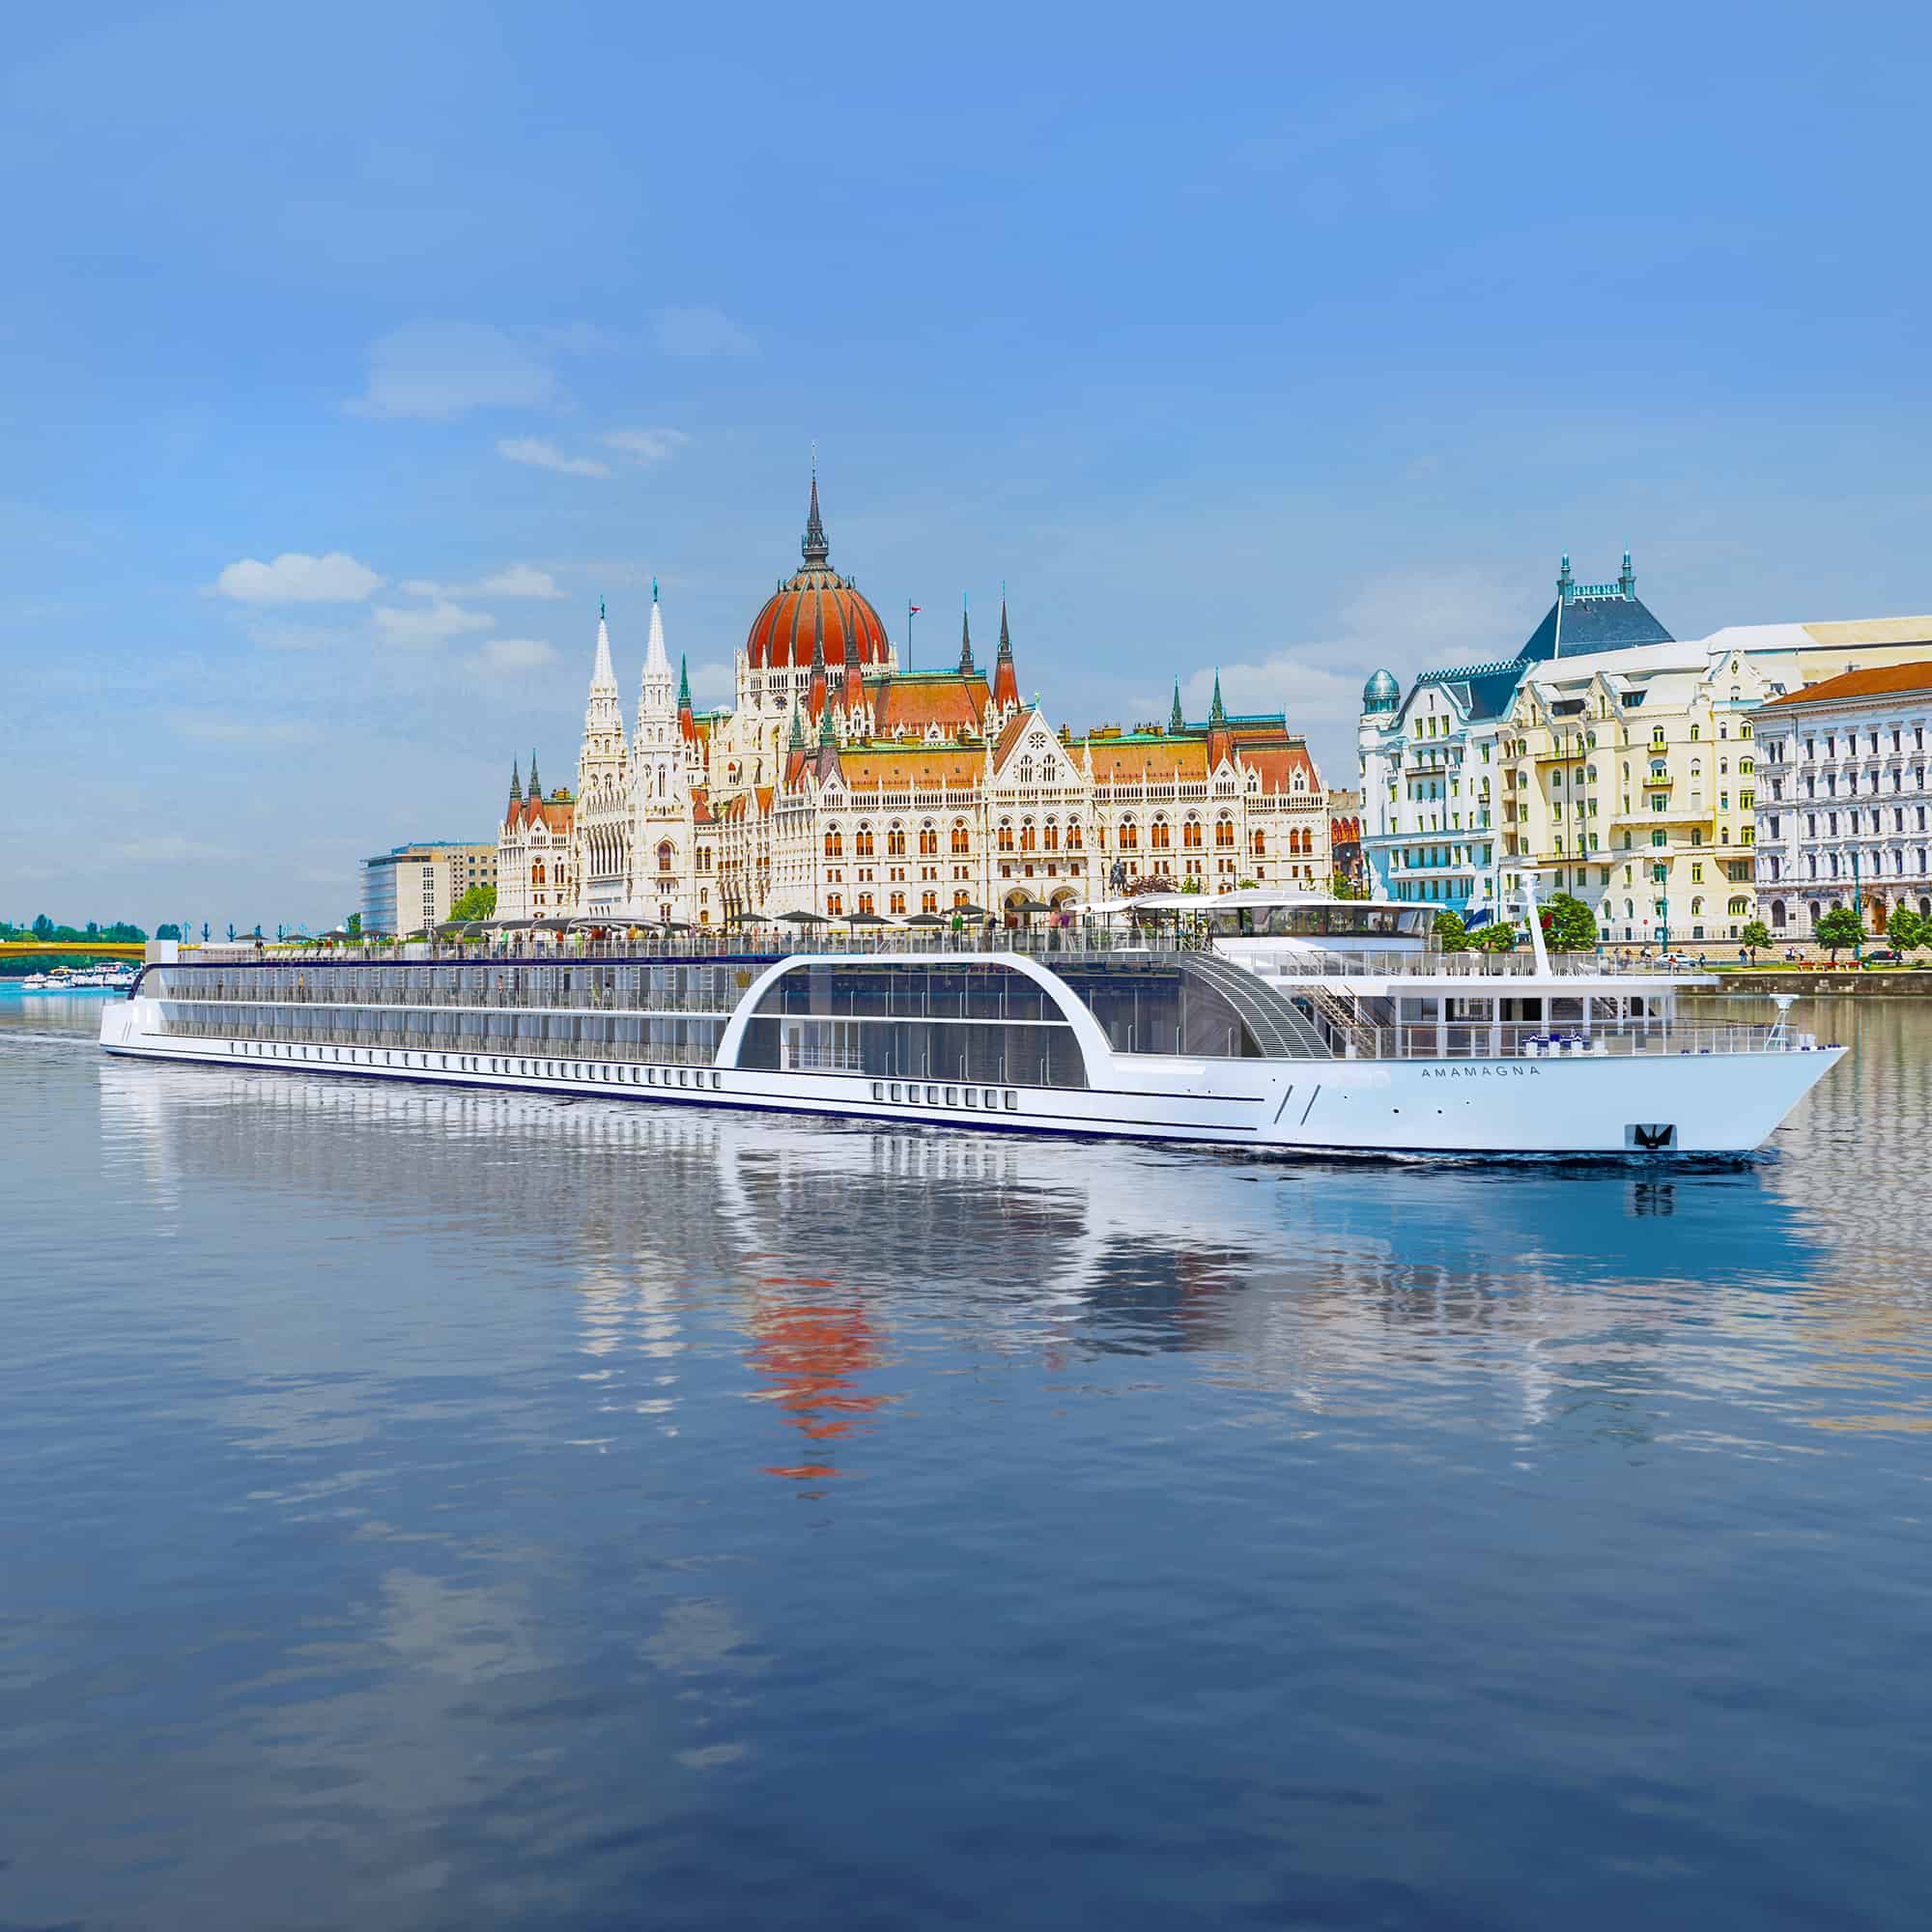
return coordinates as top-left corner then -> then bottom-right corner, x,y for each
5,0 -> 1930,930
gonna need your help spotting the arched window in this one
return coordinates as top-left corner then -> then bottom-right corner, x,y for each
531,861 -> 546,885
919,823 -> 939,857
858,892 -> 875,916
1151,818 -> 1171,851
997,821 -> 1015,853
1020,820 -> 1037,852
1065,821 -> 1083,850
951,821 -> 970,855
1182,818 -> 1203,849
855,823 -> 875,858
922,891 -> 938,914
1121,819 -> 1139,851
1042,819 -> 1059,851
1251,829 -> 1266,856
824,829 -> 843,859
657,841 -> 674,874
886,824 -> 906,857
1215,818 -> 1236,849
1728,895 -> 1747,917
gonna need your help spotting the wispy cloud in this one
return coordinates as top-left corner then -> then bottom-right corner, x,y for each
399,564 -> 566,601
112,835 -> 235,865
685,659 -> 734,705
497,437 -> 611,479
373,600 -> 494,646
469,638 -> 557,676
656,306 -> 754,357
167,710 -> 320,746
212,551 -> 384,604
601,427 -> 691,463
346,321 -> 560,420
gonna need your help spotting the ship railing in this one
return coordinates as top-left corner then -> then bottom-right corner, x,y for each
1335,1018 -> 1814,1062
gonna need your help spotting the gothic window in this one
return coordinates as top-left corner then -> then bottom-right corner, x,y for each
827,894 -> 843,916
1151,818 -> 1171,851
951,821 -> 971,855
998,821 -> 1015,853
855,824 -> 875,858
887,825 -> 906,857
825,829 -> 843,859
1215,818 -> 1235,849
889,892 -> 905,915
858,892 -> 876,916
1251,829 -> 1266,856
1042,820 -> 1059,851
919,823 -> 939,857
1020,821 -> 1037,853
1182,818 -> 1203,849
1019,757 -> 1035,784
1065,821 -> 1083,850
657,842 -> 673,874
922,891 -> 938,915
1121,819 -> 1139,851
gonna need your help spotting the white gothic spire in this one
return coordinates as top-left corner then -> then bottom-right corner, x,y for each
583,596 -> 624,738
637,577 -> 676,738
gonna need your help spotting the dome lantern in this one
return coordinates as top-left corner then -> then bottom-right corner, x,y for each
1363,668 -> 1401,715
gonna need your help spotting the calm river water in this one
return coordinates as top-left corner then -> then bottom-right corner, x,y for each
3,988 -> 1929,1929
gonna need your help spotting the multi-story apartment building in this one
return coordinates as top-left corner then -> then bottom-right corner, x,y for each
360,841 -> 500,936
1358,552 -> 1672,914
1362,555 -> 1932,943
1752,663 -> 1932,935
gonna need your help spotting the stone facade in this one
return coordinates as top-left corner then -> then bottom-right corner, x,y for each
497,479 -> 1328,928
1752,662 -> 1932,935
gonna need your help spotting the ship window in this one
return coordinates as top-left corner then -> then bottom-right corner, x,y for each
872,1081 -> 885,1100
946,1086 -> 959,1105
963,1088 -> 977,1107
890,1082 -> 902,1101
1005,1091 -> 1019,1110
983,1088 -> 999,1108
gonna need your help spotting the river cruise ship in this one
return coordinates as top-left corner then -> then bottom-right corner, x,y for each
99,895 -> 1841,1157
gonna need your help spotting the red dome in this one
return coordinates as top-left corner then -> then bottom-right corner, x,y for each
746,474 -> 893,671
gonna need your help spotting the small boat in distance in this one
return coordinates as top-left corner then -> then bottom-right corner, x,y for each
99,894 -> 1841,1157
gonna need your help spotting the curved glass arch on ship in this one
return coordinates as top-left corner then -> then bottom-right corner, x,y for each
1201,900 -> 1433,940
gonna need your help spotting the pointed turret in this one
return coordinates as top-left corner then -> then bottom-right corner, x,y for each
1169,679 -> 1184,734
677,651 -> 696,744
958,594 -> 975,674
508,757 -> 523,810
788,702 -> 807,751
991,593 -> 1020,713
527,749 -> 541,805
581,596 -> 625,752
1208,669 -> 1227,730
1619,545 -> 1635,597
802,459 -> 829,564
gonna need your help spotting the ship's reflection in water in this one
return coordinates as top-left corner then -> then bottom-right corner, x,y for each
4,1001 -> 1930,1930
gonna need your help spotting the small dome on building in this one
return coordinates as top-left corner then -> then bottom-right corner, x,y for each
1363,668 -> 1401,714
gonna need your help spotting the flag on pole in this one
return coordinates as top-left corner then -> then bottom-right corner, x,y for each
908,604 -> 922,615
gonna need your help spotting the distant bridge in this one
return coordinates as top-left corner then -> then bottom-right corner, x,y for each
1,940 -> 151,960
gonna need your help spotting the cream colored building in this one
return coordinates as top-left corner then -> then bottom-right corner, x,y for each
1498,618 -> 1932,945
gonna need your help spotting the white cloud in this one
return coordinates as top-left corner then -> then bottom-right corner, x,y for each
112,835 -> 235,865
346,322 -> 559,420
213,551 -> 384,605
656,306 -> 754,357
478,563 -> 565,599
1181,658 -> 1367,727
684,659 -> 734,705
399,564 -> 566,600
373,600 -> 494,647
602,427 -> 691,463
497,437 -> 611,479
168,710 -> 319,746
469,638 -> 557,676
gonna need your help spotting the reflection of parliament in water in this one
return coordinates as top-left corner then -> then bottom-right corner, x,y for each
97,1067 -> 1848,1475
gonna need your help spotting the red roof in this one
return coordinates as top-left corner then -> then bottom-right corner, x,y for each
1760,659 -> 1932,708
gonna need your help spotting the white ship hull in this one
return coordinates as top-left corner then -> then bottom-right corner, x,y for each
99,990 -> 1840,1157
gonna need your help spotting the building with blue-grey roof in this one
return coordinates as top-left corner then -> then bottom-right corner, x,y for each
1357,552 -> 1673,915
